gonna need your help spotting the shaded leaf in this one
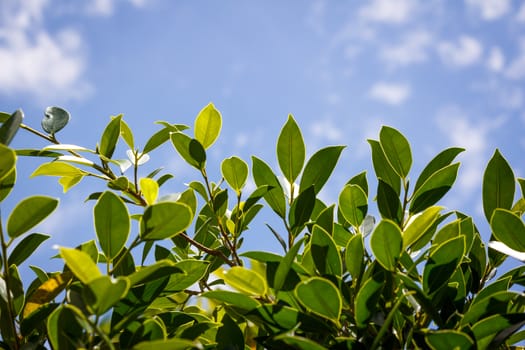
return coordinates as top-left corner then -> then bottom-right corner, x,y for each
490,209 -> 525,252
368,139 -> 401,194
295,277 -> 342,323
379,126 -> 412,178
414,147 -> 464,193
410,163 -> 460,213
425,330 -> 474,350
354,271 -> 384,328
99,114 -> 122,158
42,107 -> 70,135
0,109 -> 23,146
377,179 -> 402,224
299,145 -> 345,194
8,233 -> 50,266
338,184 -> 368,228
252,156 -> 286,217
7,195 -> 58,238
423,236 -> 465,295
277,114 -> 305,183
483,149 -> 515,222
310,225 -> 342,277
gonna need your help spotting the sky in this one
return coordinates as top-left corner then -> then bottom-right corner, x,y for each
1,0 -> 525,273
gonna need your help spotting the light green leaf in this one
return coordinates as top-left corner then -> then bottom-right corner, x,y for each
202,290 -> 260,311
59,247 -> 101,284
120,119 -> 134,149
413,147 -> 464,193
84,276 -> 129,315
339,184 -> 368,228
471,313 -> 525,350
170,132 -> 206,169
219,266 -> 267,296
94,191 -> 130,260
194,102 -> 222,149
99,114 -> 122,158
425,331 -> 474,350
58,175 -> 84,193
369,139 -> 401,194
31,161 -> 88,178
140,202 -> 193,240
345,234 -> 364,281
483,149 -> 515,222
379,126 -> 412,178
221,156 -> 248,192
132,339 -> 199,350
403,206 -> 443,249
7,196 -> 58,238
140,177 -> 159,205
0,144 -> 16,181
295,277 -> 342,324
299,145 -> 345,194
490,209 -> 525,252
0,167 -> 16,202
277,115 -> 305,183
370,220 -> 402,271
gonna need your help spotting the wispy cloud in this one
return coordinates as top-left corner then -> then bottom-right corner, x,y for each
486,46 -> 505,72
380,30 -> 432,67
0,0 -> 91,102
86,0 -> 148,17
465,0 -> 511,21
517,3 -> 525,22
437,35 -> 483,67
369,82 -> 411,105
505,39 -> 525,80
309,119 -> 343,143
359,0 -> 417,24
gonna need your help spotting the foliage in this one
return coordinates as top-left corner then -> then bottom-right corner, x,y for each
0,103 -> 524,349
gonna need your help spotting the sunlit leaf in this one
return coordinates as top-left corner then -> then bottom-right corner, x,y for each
194,102 -> 222,149
295,277 -> 342,324
490,209 -> 525,252
94,191 -> 130,260
277,115 -> 305,183
379,126 -> 412,178
140,177 -> 159,205
99,114 -> 122,158
339,184 -> 368,228
221,156 -> 248,192
370,220 -> 402,271
219,266 -> 267,296
7,196 -> 58,238
299,145 -> 345,194
483,149 -> 515,222
59,247 -> 102,284
140,202 -> 193,240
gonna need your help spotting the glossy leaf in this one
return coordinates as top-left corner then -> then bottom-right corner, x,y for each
0,167 -> 16,201
202,290 -> 260,311
472,313 -> 525,350
58,175 -> 83,193
84,275 -> 130,315
220,266 -> 267,296
295,277 -> 342,323
41,107 -> 70,135
31,161 -> 88,177
425,331 -> 474,350
0,109 -> 23,146
140,177 -> 159,205
414,147 -> 464,192
345,234 -> 364,281
221,156 -> 248,192
490,209 -> 525,252
403,206 -> 443,249
166,260 -> 209,291
410,163 -> 460,213
170,132 -> 206,169
59,247 -> 102,284
423,236 -> 465,295
8,233 -> 50,266
99,114 -> 122,158
252,156 -> 286,217
216,313 -> 244,350
7,195 -> 58,238
299,145 -> 345,194
94,191 -> 130,260
368,139 -> 401,194
370,220 -> 402,271
483,149 -> 515,222
0,144 -> 16,181
289,185 -> 316,229
354,272 -> 384,328
310,225 -> 342,277
379,126 -> 412,178
377,179 -> 402,224
347,171 -> 368,196
274,238 -> 304,292
338,184 -> 368,228
194,102 -> 222,149
140,202 -> 193,240
277,115 -> 305,183
119,119 -> 134,149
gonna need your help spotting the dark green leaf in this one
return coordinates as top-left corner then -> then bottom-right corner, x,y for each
347,171 -> 368,196
490,209 -> 525,252
414,147 -> 464,193
0,143 -> 16,182
345,234 -> 364,281
410,163 -> 460,213
94,191 -> 130,260
165,260 -> 209,291
368,139 -> 401,194
299,145 -> 345,194
277,114 -> 305,183
310,225 -> 342,277
295,277 -> 342,324
370,220 -> 402,271
354,272 -> 384,328
274,238 -> 304,292
47,305 -> 85,350
8,233 -> 50,266
99,114 -> 122,158
472,313 -> 525,350
379,126 -> 412,178
377,179 -> 402,224
140,202 -> 193,240
252,156 -> 286,217
84,276 -> 130,315
7,196 -> 58,238
0,167 -> 16,202
483,149 -> 515,222
216,313 -> 244,350
289,185 -> 315,229
170,132 -> 206,169
423,236 -> 465,295
0,109 -> 23,146
425,331 -> 474,350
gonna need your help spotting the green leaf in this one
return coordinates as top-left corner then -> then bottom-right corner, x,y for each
472,313 -> 525,350
94,191 -> 130,260
99,114 -> 122,158
22,271 -> 72,320
120,119 -> 134,149
59,247 -> 102,284
202,290 -> 260,311
277,335 -> 327,350
0,166 -> 16,202
128,260 -> 179,286
354,272 -> 384,328
7,195 -> 58,238
220,266 -> 267,296
58,175 -> 84,193
274,238 -> 304,292
377,179 -> 402,224
289,185 -> 316,230
295,277 -> 342,324
414,147 -> 464,193
310,225 -> 342,277
41,107 -> 70,135
410,163 -> 460,213
166,260 -> 209,291
47,305 -> 84,350
194,102 -> 222,149
379,126 -> 412,178
0,109 -> 23,146
221,156 -> 248,192
277,115 -> 305,183
299,145 -> 345,194
31,161 -> 88,178
84,275 -> 130,315
8,233 -> 50,266
132,339 -> 198,350
423,236 -> 465,295
338,184 -> 368,228
140,202 -> 193,240
425,330 -> 474,350
20,302 -> 59,337
490,209 -> 525,252
0,144 -> 16,191
143,123 -> 187,154
170,132 -> 206,169
252,156 -> 286,217
403,206 -> 443,249
462,291 -> 521,326
347,171 -> 369,196
483,149 -> 515,222
140,177 -> 159,205
368,139 -> 401,194
216,313 -> 244,350
370,220 -> 402,271
345,234 -> 364,281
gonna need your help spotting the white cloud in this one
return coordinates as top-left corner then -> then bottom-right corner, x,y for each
380,30 -> 432,67
486,46 -> 505,72
359,0 -> 417,24
517,3 -> 525,22
310,119 -> 343,143
0,0 -> 91,101
437,35 -> 483,67
505,40 -> 525,80
465,0 -> 511,20
86,0 -> 148,17
369,82 -> 411,105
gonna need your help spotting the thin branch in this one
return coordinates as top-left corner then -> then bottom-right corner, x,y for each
180,232 -> 235,267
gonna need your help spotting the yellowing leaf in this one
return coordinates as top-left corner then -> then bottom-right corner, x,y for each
23,271 -> 72,318
140,177 -> 159,205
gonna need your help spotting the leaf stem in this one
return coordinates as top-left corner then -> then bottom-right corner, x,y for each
179,232 -> 234,267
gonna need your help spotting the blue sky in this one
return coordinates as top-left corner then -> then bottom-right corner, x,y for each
1,0 -> 525,271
